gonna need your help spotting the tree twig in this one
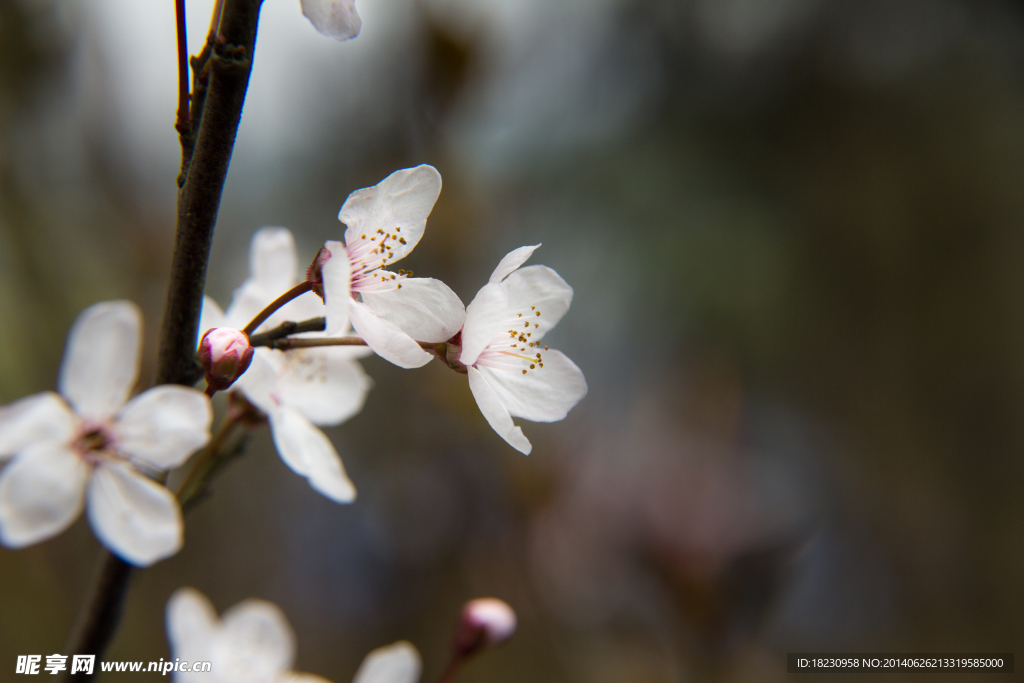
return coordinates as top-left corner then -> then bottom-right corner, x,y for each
174,0 -> 190,139
241,281 -> 312,335
247,316 -> 326,346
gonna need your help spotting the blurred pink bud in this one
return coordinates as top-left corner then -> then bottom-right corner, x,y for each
453,598 -> 517,656
198,328 -> 253,391
305,245 -> 332,299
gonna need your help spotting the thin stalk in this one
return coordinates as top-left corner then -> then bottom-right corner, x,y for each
434,657 -> 463,683
176,416 -> 240,508
247,316 -> 326,346
174,0 -> 190,137
242,281 -> 313,335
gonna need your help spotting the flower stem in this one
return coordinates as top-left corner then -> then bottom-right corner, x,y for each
263,335 -> 435,351
247,316 -> 326,346
242,281 -> 313,335
176,416 -> 240,508
174,0 -> 190,138
434,656 -> 463,683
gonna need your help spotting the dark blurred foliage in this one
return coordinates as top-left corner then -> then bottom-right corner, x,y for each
2,0 -> 1024,681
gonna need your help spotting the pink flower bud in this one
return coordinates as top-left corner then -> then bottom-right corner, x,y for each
305,245 -> 333,299
198,328 -> 254,391
453,598 -> 517,657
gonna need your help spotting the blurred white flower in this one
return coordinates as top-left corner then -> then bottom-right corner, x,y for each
458,245 -> 587,455
167,587 -> 422,683
300,0 -> 362,41
201,227 -> 371,503
315,165 -> 466,369
0,301 -> 212,565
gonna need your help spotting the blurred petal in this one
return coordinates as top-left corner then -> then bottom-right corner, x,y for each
251,227 -> 298,295
361,277 -> 466,343
349,300 -> 433,369
300,0 -> 361,41
281,674 -> 333,683
269,407 -> 356,503
87,462 -> 183,566
322,241 -> 352,335
352,641 -> 422,683
166,587 -> 218,670
59,301 -> 142,421
489,244 -> 540,284
340,165 -> 441,267
198,296 -> 226,346
0,392 -> 78,458
114,386 -> 213,470
275,349 -> 372,427
468,368 -> 531,455
478,350 -> 587,422
0,443 -> 87,547
219,599 -> 295,679
460,283 -> 508,367
234,350 -> 279,416
502,265 -> 573,342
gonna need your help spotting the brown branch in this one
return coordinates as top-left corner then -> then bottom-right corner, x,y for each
247,316 -> 326,346
174,0 -> 190,139
241,281 -> 312,335
61,1 -> 266,679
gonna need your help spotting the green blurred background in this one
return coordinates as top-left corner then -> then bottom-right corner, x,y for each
1,0 -> 1022,680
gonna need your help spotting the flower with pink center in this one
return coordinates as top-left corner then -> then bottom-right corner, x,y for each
457,245 -> 588,455
201,227 -> 371,503
0,301 -> 212,565
315,165 -> 467,369
166,587 -> 422,683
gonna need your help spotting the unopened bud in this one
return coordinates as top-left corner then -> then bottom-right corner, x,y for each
306,245 -> 333,299
453,598 -> 517,657
198,328 -> 254,391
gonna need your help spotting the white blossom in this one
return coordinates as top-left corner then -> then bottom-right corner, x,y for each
301,0 -> 361,41
0,301 -> 212,565
317,165 -> 466,369
201,227 -> 371,503
166,588 -> 422,683
458,245 -> 587,455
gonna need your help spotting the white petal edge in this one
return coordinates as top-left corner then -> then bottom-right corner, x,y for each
467,367 -> 532,455
251,226 -> 299,295
477,350 -> 587,423
361,277 -> 466,343
0,443 -> 87,547
352,641 -> 422,683
348,300 -> 433,369
220,598 -> 297,679
87,462 -> 183,566
489,244 -> 540,284
300,0 -> 361,40
340,165 -> 442,264
0,392 -> 79,459
460,283 -> 508,367
502,265 -> 574,342
166,587 -> 219,669
114,386 -> 213,470
275,349 -> 372,427
322,240 -> 352,335
269,407 -> 356,503
59,301 -> 142,421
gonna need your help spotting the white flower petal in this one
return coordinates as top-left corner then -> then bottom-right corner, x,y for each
352,641 -> 422,683
361,277 -> 466,343
467,368 -> 532,455
460,283 -> 508,367
219,598 -> 296,680
340,165 -> 441,267
502,265 -> 573,342
251,227 -> 299,295
275,349 -> 372,427
301,0 -> 361,41
489,244 -> 540,284
87,462 -> 183,566
198,296 -> 226,346
0,392 -> 79,458
477,350 -> 587,423
0,443 -> 87,547
348,300 -> 433,369
166,587 -> 218,671
322,240 -> 352,335
59,301 -> 142,421
269,407 -> 356,503
234,350 -> 279,416
113,386 -> 213,470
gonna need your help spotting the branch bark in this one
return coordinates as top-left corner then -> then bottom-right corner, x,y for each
60,1 -> 264,679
